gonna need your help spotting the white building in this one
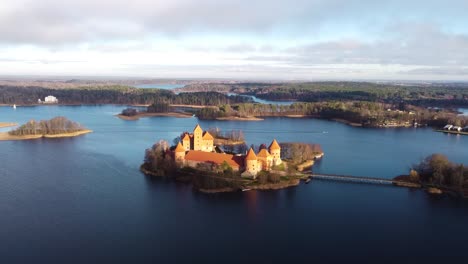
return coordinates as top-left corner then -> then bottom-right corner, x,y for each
44,95 -> 58,104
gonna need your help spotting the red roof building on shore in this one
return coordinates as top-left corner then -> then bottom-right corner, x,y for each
185,151 -> 244,170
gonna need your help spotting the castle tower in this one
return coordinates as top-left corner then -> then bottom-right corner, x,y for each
193,124 -> 203,151
182,133 -> 191,151
201,131 -> 214,152
245,148 -> 259,176
257,148 -> 273,171
269,139 -> 282,166
174,142 -> 186,162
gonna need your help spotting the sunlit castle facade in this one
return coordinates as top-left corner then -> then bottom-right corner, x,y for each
172,124 -> 282,179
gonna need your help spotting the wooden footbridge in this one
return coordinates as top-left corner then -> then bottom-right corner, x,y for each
310,173 -> 405,186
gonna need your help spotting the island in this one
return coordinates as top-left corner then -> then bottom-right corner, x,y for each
116,104 -> 194,120
394,154 -> 468,197
0,117 -> 92,141
140,124 -> 324,193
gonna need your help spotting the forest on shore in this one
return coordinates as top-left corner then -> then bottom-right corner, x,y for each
195,101 -> 468,128
177,81 -> 468,107
0,85 -> 251,106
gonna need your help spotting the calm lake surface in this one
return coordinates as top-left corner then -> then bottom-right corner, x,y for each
1,105 -> 468,263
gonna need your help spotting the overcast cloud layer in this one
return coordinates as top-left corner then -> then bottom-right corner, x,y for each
1,0 -> 468,80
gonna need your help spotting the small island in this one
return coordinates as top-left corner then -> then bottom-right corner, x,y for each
0,117 -> 92,141
140,124 -> 323,193
116,103 -> 194,120
394,154 -> 467,197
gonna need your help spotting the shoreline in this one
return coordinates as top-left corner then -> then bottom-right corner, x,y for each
0,130 -> 93,141
330,118 -> 363,127
435,129 -> 468,136
140,165 -> 305,194
0,122 -> 18,128
116,112 -> 193,120
215,116 -> 264,121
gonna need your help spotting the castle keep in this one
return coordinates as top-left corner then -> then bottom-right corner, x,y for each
172,124 -> 282,178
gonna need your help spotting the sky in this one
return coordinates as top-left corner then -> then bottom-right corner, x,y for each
1,0 -> 468,80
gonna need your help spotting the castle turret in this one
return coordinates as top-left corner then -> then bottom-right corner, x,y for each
201,131 -> 214,152
269,139 -> 282,166
193,124 -> 203,151
182,133 -> 191,151
245,148 -> 259,176
174,142 -> 186,162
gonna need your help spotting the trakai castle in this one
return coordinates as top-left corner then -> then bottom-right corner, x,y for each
173,124 -> 282,178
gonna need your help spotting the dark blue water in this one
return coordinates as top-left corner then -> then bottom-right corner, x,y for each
133,83 -> 186,89
1,105 -> 468,263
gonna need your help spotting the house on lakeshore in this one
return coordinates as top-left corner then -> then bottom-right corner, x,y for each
172,124 -> 282,178
38,95 -> 59,104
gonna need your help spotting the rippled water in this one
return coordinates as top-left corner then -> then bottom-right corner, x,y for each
1,105 -> 467,263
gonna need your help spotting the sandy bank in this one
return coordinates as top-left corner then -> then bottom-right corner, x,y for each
116,112 -> 193,120
331,118 -> 362,127
0,122 -> 18,128
216,116 -> 264,121
297,160 -> 314,172
0,130 -> 92,141
284,114 -> 310,118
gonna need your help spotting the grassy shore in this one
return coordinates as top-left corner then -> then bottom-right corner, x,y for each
0,122 -> 18,128
0,130 -> 92,141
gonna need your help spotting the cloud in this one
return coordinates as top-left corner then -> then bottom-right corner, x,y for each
1,0 -> 468,45
400,67 -> 468,76
2,0 -> 468,79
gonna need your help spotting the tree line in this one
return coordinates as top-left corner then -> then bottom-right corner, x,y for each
179,81 -> 468,107
195,101 -> 468,128
0,85 -> 251,106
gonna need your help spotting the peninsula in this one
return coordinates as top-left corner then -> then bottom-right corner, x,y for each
141,124 -> 323,193
0,117 -> 92,141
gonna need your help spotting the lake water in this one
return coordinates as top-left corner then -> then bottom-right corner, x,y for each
133,83 -> 186,89
227,93 -> 294,105
1,105 -> 468,263
459,108 -> 468,116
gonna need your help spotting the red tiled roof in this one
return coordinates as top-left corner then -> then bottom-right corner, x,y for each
245,148 -> 257,160
269,139 -> 281,150
185,151 -> 244,168
202,131 -> 214,140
